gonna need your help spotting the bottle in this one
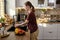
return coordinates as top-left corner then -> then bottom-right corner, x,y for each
1,23 -> 5,36
1,27 -> 4,36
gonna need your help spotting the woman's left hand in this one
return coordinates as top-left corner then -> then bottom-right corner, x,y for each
15,24 -> 21,27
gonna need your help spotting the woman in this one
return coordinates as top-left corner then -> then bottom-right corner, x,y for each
15,1 -> 39,40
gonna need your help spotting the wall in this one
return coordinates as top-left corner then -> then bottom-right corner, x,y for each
16,0 -> 38,7
6,0 -> 16,18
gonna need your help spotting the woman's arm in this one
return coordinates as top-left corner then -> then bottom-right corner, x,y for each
15,20 -> 29,27
20,20 -> 29,25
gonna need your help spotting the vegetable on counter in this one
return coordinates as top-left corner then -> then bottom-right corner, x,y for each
15,28 -> 25,35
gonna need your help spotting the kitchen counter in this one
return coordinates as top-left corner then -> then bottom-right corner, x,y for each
37,22 -> 60,24
37,19 -> 60,24
1,31 -> 30,40
1,25 -> 30,40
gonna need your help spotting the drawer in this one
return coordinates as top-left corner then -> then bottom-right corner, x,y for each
38,24 -> 44,39
57,24 -> 60,37
43,36 -> 57,39
43,24 -> 57,37
38,24 -> 58,39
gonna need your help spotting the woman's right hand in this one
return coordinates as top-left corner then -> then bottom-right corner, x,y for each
15,24 -> 22,28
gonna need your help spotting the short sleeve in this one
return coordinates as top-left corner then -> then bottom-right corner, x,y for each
26,13 -> 31,21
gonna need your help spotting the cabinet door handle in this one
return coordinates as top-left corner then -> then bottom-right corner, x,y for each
49,32 -> 52,33
50,23 -> 53,25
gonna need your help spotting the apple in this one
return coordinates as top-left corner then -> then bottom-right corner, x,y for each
15,28 -> 25,34
15,28 -> 19,34
18,29 -> 25,34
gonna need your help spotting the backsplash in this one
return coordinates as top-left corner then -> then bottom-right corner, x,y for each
35,9 -> 60,18
16,8 -> 60,19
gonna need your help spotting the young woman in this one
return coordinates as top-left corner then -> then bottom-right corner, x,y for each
15,1 -> 39,40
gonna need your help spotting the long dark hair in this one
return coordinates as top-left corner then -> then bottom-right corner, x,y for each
25,1 -> 35,12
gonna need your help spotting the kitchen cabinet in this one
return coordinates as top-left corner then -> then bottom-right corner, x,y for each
57,24 -> 60,39
43,23 -> 57,39
47,0 -> 56,8
1,25 -> 30,40
38,0 -> 56,8
38,24 -> 44,39
1,31 -> 30,40
16,0 -> 56,8
56,0 -> 60,8
38,23 -> 58,40
16,0 -> 38,7
38,0 -> 45,7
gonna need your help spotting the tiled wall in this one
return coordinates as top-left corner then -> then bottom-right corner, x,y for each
0,0 -> 4,17
16,9 -> 60,18
35,9 -> 60,18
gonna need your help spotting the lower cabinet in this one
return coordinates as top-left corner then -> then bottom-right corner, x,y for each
38,23 -> 59,40
38,24 -> 44,39
43,23 -> 57,39
57,24 -> 60,39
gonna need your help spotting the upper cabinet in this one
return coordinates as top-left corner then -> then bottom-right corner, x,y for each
16,0 -> 56,9
16,0 -> 38,7
48,0 -> 56,8
56,0 -> 60,8
38,0 -> 56,8
38,0 -> 45,7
